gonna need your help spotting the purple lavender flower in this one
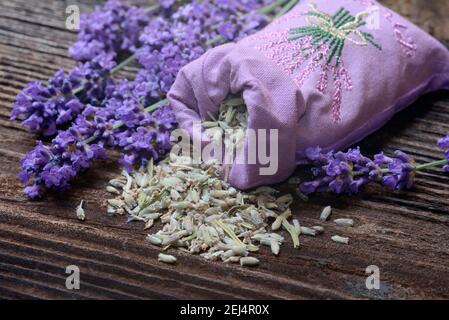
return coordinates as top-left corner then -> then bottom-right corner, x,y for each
11,69 -> 82,136
300,147 -> 416,195
110,81 -> 176,171
377,150 -> 415,190
437,135 -> 449,172
438,135 -> 449,149
218,22 -> 238,40
19,132 -> 107,199
69,0 -> 150,62
11,56 -> 116,136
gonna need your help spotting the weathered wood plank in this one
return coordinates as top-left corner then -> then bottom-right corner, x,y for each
0,0 -> 449,300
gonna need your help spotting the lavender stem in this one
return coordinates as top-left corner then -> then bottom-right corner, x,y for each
144,4 -> 161,14
110,54 -> 138,75
355,159 -> 449,177
415,159 -> 449,171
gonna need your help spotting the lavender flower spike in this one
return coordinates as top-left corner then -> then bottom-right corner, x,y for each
378,150 -> 416,190
300,147 -> 416,195
11,54 -> 116,136
69,0 -> 150,62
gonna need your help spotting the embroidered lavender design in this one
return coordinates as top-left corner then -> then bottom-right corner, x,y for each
288,4 -> 382,121
253,4 -> 382,122
288,4 -> 382,66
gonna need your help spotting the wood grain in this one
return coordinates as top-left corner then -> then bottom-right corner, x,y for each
0,0 -> 449,300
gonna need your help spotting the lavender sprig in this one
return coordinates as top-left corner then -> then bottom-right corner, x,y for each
300,142 -> 449,196
19,133 -> 107,199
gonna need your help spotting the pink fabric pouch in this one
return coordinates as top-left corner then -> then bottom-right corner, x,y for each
168,0 -> 449,190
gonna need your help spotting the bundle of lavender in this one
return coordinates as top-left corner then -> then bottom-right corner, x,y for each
12,0 -> 297,199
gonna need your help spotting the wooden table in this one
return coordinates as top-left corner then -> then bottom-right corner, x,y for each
1,0 -> 449,300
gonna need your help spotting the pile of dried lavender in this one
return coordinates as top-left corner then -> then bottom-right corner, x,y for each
105,98 -> 298,265
106,155 -> 299,266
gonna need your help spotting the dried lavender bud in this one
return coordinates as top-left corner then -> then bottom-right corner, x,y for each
299,227 -> 316,237
331,235 -> 349,245
108,199 -> 125,208
270,240 -> 280,256
158,253 -> 177,264
144,219 -> 154,230
147,235 -> 162,245
334,218 -> 354,227
106,186 -> 121,195
312,226 -> 324,234
240,257 -> 260,267
271,209 -> 291,231
292,219 -> 301,234
282,219 -> 300,249
231,245 -> 248,257
320,206 -> 332,221
109,179 -> 125,188
76,200 -> 86,221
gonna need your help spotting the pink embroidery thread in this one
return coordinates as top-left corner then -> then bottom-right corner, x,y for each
393,23 -> 417,57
